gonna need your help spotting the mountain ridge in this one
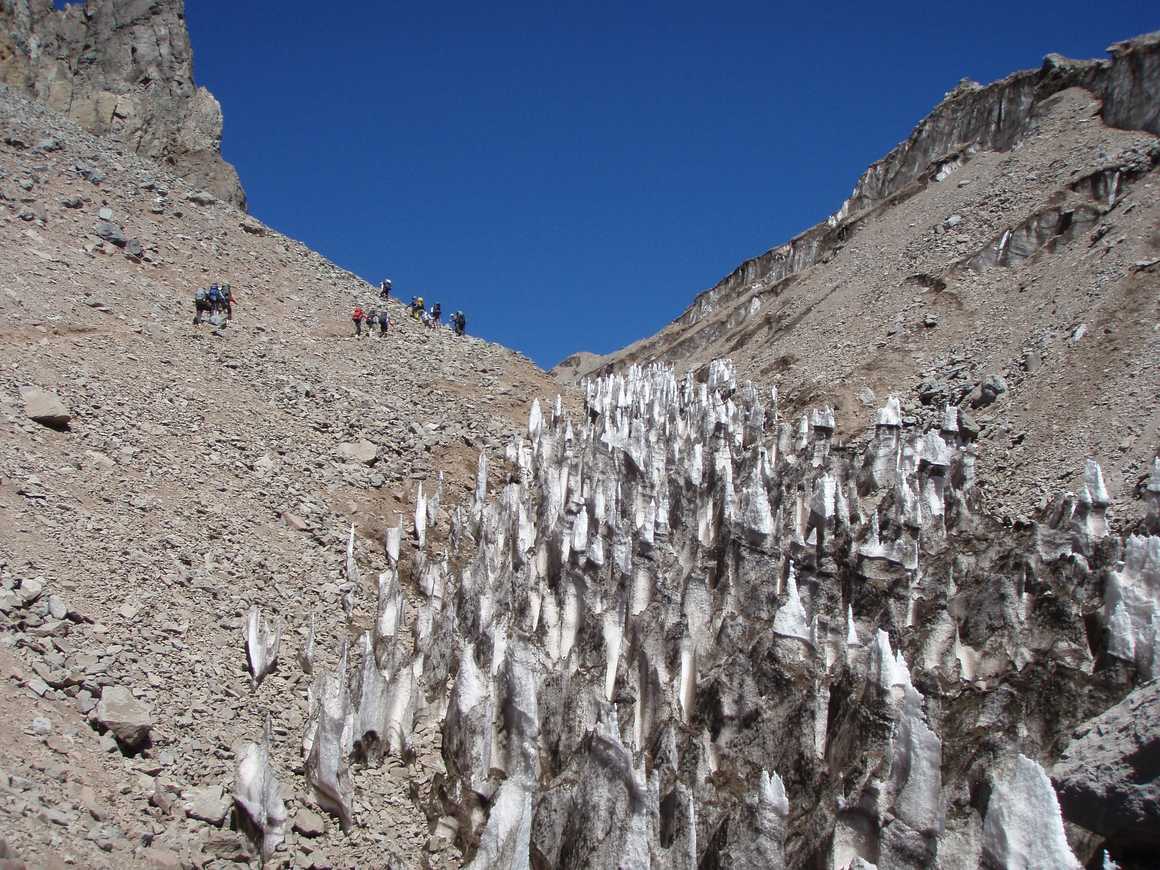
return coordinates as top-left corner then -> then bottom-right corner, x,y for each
553,30 -> 1160,382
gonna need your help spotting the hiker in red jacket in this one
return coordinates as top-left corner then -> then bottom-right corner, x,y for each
353,306 -> 366,337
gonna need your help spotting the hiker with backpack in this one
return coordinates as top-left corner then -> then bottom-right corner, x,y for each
353,305 -> 366,336
378,310 -> 390,335
208,283 -> 222,314
193,287 -> 209,325
380,279 -> 392,301
452,310 -> 466,336
223,283 -> 235,319
431,303 -> 442,327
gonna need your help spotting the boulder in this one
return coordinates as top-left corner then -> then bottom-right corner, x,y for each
293,807 -> 327,838
185,784 -> 229,827
93,220 -> 126,247
240,216 -> 266,235
187,190 -> 217,206
1052,681 -> 1160,851
284,513 -> 310,532
20,388 -> 71,429
970,373 -> 1008,408
337,440 -> 379,465
95,686 -> 152,752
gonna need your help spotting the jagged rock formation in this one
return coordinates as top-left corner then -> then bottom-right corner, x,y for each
0,0 -> 245,206
557,32 -> 1160,524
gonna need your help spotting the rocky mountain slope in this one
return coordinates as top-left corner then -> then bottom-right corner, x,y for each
555,33 -> 1160,528
0,0 -> 245,206
2,20 -> 1159,870
0,83 -> 557,867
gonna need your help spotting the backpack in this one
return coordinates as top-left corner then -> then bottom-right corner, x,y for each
195,288 -> 207,302
353,307 -> 364,320
209,287 -> 220,303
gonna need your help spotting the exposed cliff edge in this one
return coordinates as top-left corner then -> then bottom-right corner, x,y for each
0,0 -> 245,207
558,31 -> 1160,383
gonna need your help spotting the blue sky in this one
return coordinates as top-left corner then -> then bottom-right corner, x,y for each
164,1 -> 1158,368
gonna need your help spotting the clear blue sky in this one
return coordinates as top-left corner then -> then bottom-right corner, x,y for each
168,1 -> 1157,368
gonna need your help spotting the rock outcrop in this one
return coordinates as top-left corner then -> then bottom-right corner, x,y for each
1053,680 -> 1160,857
0,0 -> 245,206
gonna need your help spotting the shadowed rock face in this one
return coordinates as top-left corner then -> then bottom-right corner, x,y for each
0,0 -> 245,207
1053,680 -> 1160,857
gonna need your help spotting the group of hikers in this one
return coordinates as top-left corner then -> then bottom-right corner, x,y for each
192,283 -> 235,325
350,278 -> 467,338
405,295 -> 467,336
189,276 -> 468,340
351,303 -> 391,337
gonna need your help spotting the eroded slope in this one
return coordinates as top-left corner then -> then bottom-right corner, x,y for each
559,37 -> 1160,525
0,85 -> 555,868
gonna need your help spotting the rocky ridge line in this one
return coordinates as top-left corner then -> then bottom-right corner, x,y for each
558,31 -> 1159,380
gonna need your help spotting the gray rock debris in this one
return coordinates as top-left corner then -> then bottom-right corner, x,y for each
185,784 -> 229,827
337,439 -> 378,465
240,216 -> 266,235
93,220 -> 126,247
293,807 -> 327,838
